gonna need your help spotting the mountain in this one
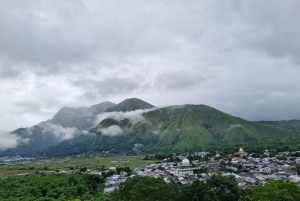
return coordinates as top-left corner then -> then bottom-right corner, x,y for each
0,126 -> 59,156
105,98 -> 154,112
256,120 -> 300,135
0,101 -> 116,157
45,104 -> 296,156
49,101 -> 116,130
2,98 -> 298,157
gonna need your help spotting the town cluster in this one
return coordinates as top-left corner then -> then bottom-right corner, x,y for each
104,148 -> 300,193
0,155 -> 35,163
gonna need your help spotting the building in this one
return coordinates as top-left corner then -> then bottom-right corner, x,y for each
174,158 -> 196,177
235,148 -> 247,157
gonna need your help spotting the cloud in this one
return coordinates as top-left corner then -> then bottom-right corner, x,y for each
1,0 -> 300,133
40,122 -> 81,141
219,0 -> 300,66
227,124 -> 243,130
151,130 -> 161,135
72,77 -> 143,98
156,70 -> 207,90
95,108 -> 157,126
0,132 -> 19,150
98,125 -> 124,136
93,108 -> 158,136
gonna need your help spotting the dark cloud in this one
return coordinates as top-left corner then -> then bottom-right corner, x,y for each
73,77 -> 143,98
221,0 -> 300,66
14,100 -> 42,113
1,0 -> 300,132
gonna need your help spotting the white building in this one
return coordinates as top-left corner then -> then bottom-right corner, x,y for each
174,159 -> 195,177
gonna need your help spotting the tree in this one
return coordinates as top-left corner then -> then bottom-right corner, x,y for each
111,176 -> 178,201
251,180 -> 300,201
206,175 -> 240,201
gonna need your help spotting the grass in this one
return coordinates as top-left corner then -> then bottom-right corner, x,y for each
0,155 -> 157,177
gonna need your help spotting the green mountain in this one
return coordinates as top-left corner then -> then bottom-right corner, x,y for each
0,101 -> 116,157
2,98 -> 298,157
105,98 -> 154,112
256,120 -> 300,135
0,126 -> 59,156
45,104 -> 296,156
49,101 -> 116,130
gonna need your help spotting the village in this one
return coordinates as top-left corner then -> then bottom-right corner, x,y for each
103,148 -> 300,193
2,147 -> 300,194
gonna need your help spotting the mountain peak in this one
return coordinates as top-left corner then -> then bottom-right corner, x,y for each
105,98 -> 154,112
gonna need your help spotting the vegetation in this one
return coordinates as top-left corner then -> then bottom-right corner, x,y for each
0,173 -> 110,201
2,99 -> 300,157
111,175 -> 300,201
105,98 -> 154,112
48,104 -> 298,157
0,155 -> 157,177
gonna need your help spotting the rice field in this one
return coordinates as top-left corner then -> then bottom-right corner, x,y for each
0,155 -> 157,177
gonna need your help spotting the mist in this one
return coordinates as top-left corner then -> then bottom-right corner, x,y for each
0,131 -> 19,150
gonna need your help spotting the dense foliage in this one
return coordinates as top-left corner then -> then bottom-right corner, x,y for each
42,105 -> 299,157
1,173 -> 300,200
112,175 -> 300,201
0,173 -> 110,201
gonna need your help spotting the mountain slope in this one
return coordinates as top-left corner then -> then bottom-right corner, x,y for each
0,126 -> 59,156
45,104 -> 296,156
105,98 -> 154,112
2,100 -> 297,157
256,120 -> 300,135
0,101 -> 116,157
50,101 -> 116,130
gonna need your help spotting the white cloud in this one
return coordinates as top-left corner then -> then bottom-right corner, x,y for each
95,108 -> 157,126
1,0 -> 300,133
41,122 -> 80,141
98,125 -> 124,137
0,132 -> 19,150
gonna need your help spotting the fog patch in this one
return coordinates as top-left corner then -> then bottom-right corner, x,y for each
41,122 -> 80,141
95,108 -> 157,126
0,131 -> 19,150
151,130 -> 161,135
167,105 -> 187,110
227,124 -> 243,130
20,138 -> 30,144
98,125 -> 124,136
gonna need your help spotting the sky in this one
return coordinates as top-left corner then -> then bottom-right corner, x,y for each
1,0 -> 300,132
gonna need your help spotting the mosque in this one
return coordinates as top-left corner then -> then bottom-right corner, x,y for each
173,158 -> 196,177
234,148 -> 247,157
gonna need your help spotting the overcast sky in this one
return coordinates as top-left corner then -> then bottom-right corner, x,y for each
1,0 -> 300,131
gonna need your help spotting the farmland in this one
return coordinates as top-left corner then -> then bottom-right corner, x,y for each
0,155 -> 157,177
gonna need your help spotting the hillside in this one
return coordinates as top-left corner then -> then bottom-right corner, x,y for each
0,101 -> 116,157
256,120 -> 300,135
2,99 -> 298,157
1,126 -> 59,156
50,101 -> 116,130
105,98 -> 154,112
45,104 -> 296,156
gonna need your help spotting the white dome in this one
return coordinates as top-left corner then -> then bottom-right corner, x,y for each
182,158 -> 190,166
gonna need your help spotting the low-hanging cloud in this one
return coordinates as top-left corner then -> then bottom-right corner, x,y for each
0,131 -> 20,150
94,108 -> 158,136
226,124 -> 243,130
95,108 -> 158,126
40,122 -> 82,141
99,125 -> 124,136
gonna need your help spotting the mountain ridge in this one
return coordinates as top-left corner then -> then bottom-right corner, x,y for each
105,98 -> 154,112
1,99 -> 300,157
